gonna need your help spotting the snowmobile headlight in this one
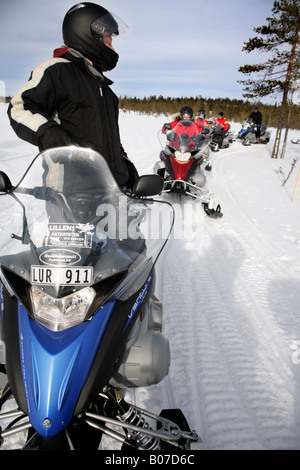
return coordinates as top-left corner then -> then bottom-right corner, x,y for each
174,151 -> 191,162
30,285 -> 96,332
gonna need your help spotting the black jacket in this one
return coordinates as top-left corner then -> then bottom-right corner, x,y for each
7,48 -> 130,186
248,110 -> 262,126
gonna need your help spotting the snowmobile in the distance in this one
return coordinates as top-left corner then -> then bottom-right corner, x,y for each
236,120 -> 271,145
0,146 -> 200,450
154,120 -> 223,218
208,119 -> 233,152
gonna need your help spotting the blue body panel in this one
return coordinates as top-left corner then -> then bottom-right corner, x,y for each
121,274 -> 153,335
18,301 -> 116,439
239,129 -> 249,137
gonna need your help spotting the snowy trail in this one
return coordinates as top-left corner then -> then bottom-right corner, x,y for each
1,106 -> 300,450
119,114 -> 300,450
154,221 -> 300,449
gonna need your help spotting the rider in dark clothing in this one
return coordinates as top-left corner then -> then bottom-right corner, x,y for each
7,3 -> 138,189
248,107 -> 262,141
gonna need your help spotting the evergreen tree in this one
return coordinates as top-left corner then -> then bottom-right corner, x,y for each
238,0 -> 300,158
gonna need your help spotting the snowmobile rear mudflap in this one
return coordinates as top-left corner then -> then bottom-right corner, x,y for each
157,408 -> 198,450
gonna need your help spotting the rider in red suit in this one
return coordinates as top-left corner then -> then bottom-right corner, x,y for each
162,106 -> 194,133
214,112 -> 229,132
195,109 -> 209,132
212,111 -> 229,148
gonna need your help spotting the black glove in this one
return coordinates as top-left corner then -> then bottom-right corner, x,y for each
163,123 -> 171,132
39,126 -> 73,151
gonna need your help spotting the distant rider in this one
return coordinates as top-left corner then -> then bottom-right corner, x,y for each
247,107 -> 262,142
213,112 -> 229,147
195,109 -> 209,132
214,112 -> 229,132
162,106 -> 194,133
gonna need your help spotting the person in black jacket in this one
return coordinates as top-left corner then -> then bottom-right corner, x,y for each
248,107 -> 263,142
7,2 -> 138,189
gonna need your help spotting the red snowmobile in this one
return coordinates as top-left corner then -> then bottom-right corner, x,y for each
155,120 -> 222,218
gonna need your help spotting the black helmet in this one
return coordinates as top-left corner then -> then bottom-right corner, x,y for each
217,111 -> 224,117
179,106 -> 193,120
197,109 -> 206,117
63,3 -> 126,71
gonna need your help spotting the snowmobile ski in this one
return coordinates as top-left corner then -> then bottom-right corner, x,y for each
202,203 -> 223,219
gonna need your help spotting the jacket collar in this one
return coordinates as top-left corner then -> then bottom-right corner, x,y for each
53,47 -> 114,85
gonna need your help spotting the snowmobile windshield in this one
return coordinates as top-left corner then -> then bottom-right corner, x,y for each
167,120 -> 205,153
0,147 -> 173,304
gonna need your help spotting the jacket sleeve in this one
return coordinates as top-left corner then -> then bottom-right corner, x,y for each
7,59 -> 72,150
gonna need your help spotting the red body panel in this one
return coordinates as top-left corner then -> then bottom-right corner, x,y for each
170,157 -> 194,180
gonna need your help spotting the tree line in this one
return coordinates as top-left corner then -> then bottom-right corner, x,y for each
3,92 -> 299,130
118,95 -> 300,130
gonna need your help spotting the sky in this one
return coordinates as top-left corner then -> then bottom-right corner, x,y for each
0,0 -> 277,102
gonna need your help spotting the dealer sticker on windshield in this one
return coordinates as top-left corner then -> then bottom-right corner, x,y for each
31,266 -> 93,286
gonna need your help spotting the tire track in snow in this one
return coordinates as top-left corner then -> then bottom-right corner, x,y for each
157,217 -> 266,449
198,152 -> 300,448
152,190 -> 300,449
211,151 -> 300,378
145,198 -> 262,448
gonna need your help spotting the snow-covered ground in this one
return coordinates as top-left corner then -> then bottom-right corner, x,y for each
1,104 -> 300,450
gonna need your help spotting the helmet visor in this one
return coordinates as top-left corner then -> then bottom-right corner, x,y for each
91,12 -> 128,39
